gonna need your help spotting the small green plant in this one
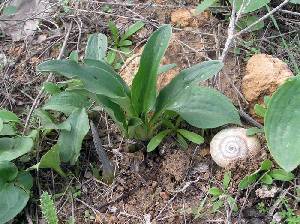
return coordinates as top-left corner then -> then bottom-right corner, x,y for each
106,20 -> 145,69
208,171 -> 238,213
238,159 -> 295,190
147,114 -> 204,152
256,202 -> 268,214
37,25 -> 240,155
40,192 -> 59,224
270,197 -> 300,224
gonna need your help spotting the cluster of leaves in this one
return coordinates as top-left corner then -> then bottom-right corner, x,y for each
238,159 -> 294,190
37,25 -> 241,154
192,172 -> 237,219
0,110 -> 34,223
106,20 -> 145,69
207,172 -> 238,213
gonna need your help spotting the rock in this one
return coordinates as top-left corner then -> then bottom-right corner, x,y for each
242,54 -> 293,116
170,9 -> 210,28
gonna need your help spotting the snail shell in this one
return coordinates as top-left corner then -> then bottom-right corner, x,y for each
210,127 -> 261,168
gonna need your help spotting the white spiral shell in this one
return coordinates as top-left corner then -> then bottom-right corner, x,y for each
210,127 -> 261,168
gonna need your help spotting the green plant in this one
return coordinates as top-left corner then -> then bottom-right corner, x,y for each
208,171 -> 238,213
270,197 -> 300,224
40,192 -> 59,224
0,109 -> 34,223
0,161 -> 33,223
107,20 -> 145,69
148,114 -> 204,152
264,76 -> 300,171
37,25 -> 240,154
238,159 -> 294,190
256,202 -> 268,214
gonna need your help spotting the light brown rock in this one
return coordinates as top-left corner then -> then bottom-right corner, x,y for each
170,8 -> 210,28
242,54 -> 293,105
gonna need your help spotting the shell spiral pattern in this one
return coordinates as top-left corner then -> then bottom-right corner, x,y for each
210,128 -> 261,168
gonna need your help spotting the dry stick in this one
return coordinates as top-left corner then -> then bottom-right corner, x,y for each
90,120 -> 115,184
219,0 -> 237,62
235,0 -> 290,37
23,21 -> 73,134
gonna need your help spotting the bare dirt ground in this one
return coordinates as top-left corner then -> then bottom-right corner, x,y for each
0,0 -> 299,223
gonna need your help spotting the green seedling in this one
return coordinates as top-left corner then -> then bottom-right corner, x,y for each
239,159 -> 295,190
107,20 -> 145,69
208,171 -> 238,213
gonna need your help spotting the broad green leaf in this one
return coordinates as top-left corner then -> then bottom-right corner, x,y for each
147,129 -> 171,152
85,33 -> 108,61
291,0 -> 300,4
222,171 -> 231,190
95,95 -> 127,133
246,127 -> 264,136
120,21 -> 145,42
15,172 -> 33,190
208,187 -> 223,197
212,200 -> 224,212
229,0 -> 270,13
31,145 -> 66,177
0,137 -> 33,162
237,15 -> 264,32
58,109 -> 89,164
0,109 -> 19,123
119,47 -> 131,54
84,59 -> 130,96
254,104 -> 266,118
260,174 -> 273,185
69,51 -> 79,62
260,159 -> 272,171
131,25 -> 172,115
177,129 -> 204,144
35,109 -> 71,131
43,82 -> 62,95
265,77 -> 300,171
0,184 -> 29,224
0,161 -> 18,182
158,64 -> 177,75
166,86 -> 240,129
155,60 -> 223,116
195,0 -> 216,14
106,50 -> 116,64
176,133 -> 188,150
119,40 -> 132,47
43,91 -> 91,114
227,196 -> 238,212
269,169 -> 295,181
264,96 -> 271,106
238,173 -> 259,190
0,123 -> 16,136
2,6 -> 17,16
37,60 -> 127,99
0,119 -> 2,132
